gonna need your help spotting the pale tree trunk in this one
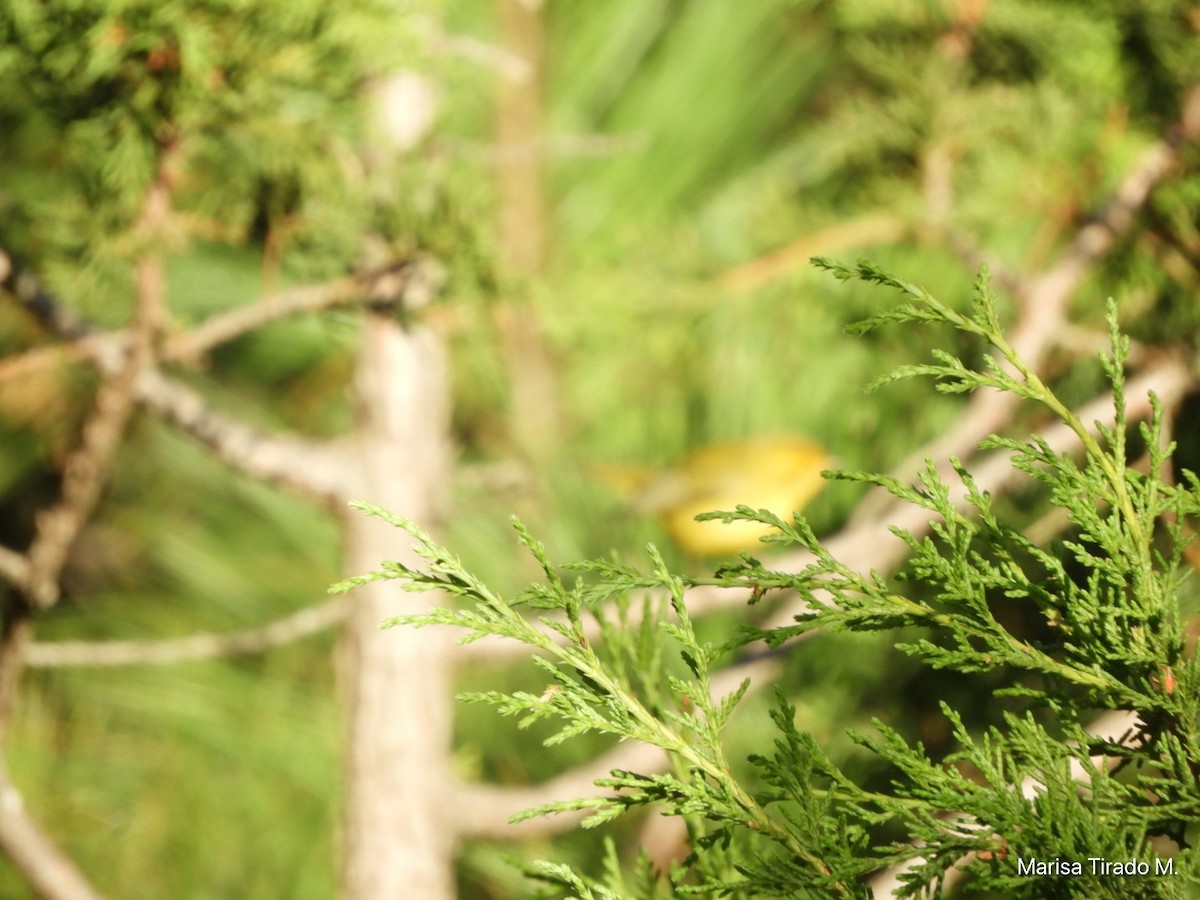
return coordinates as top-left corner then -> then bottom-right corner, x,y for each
339,314 -> 455,898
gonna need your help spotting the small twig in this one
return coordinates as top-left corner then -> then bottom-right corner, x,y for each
453,740 -> 664,839
935,0 -> 990,60
0,352 -> 347,510
0,762 -> 104,900
19,167 -> 172,610
0,340 -> 108,388
20,349 -> 144,609
23,595 -> 347,668
0,606 -> 32,740
0,550 -> 29,589
405,14 -> 532,82
0,250 -> 90,341
920,141 -> 957,231
717,215 -> 909,294
0,253 -> 419,506
0,594 -> 101,898
0,261 -> 436,383
166,261 -> 437,361
132,369 -> 350,505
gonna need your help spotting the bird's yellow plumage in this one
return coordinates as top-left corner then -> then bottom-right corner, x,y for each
598,436 -> 832,556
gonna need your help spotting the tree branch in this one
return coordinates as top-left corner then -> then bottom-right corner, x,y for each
0,251 -> 90,341
852,92 -> 1200,526
18,164 -> 172,610
0,254 -> 447,505
0,260 -> 441,385
0,252 -> 419,506
20,348 -> 145,608
717,214 -> 910,294
0,550 -> 29,589
452,740 -> 668,840
165,260 -> 441,361
0,588 -> 102,899
22,596 -> 347,668
132,369 -> 351,505
0,763 -> 104,900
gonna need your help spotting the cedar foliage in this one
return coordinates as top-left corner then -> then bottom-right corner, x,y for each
344,265 -> 1200,897
1,0 -> 1199,896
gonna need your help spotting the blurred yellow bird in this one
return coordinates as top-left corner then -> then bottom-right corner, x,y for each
598,436 -> 833,556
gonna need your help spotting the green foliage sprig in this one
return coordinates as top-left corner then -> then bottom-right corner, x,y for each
336,261 -> 1200,897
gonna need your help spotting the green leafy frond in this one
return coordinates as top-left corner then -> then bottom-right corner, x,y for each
341,260 -> 1200,896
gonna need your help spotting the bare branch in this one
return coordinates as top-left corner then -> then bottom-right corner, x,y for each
20,347 -> 144,609
0,256 -> 448,504
17,166 -> 175,610
407,14 -> 532,82
0,340 -> 107,388
0,251 -> 404,505
132,369 -> 351,505
0,610 -> 31,741
717,215 -> 909,294
0,764 -> 104,900
23,596 -> 347,668
0,261 -> 440,384
0,352 -> 348,511
0,250 -> 90,341
453,739 -> 666,839
920,141 -> 957,231
0,596 -> 102,898
0,549 -> 29,589
934,0 -> 990,60
443,132 -> 648,165
166,261 -> 440,361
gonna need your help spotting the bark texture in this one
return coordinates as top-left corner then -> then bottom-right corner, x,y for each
339,315 -> 455,899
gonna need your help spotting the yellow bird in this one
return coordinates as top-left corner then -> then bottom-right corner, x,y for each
598,436 -> 833,556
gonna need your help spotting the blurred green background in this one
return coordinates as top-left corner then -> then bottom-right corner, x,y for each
1,0 -> 1198,896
